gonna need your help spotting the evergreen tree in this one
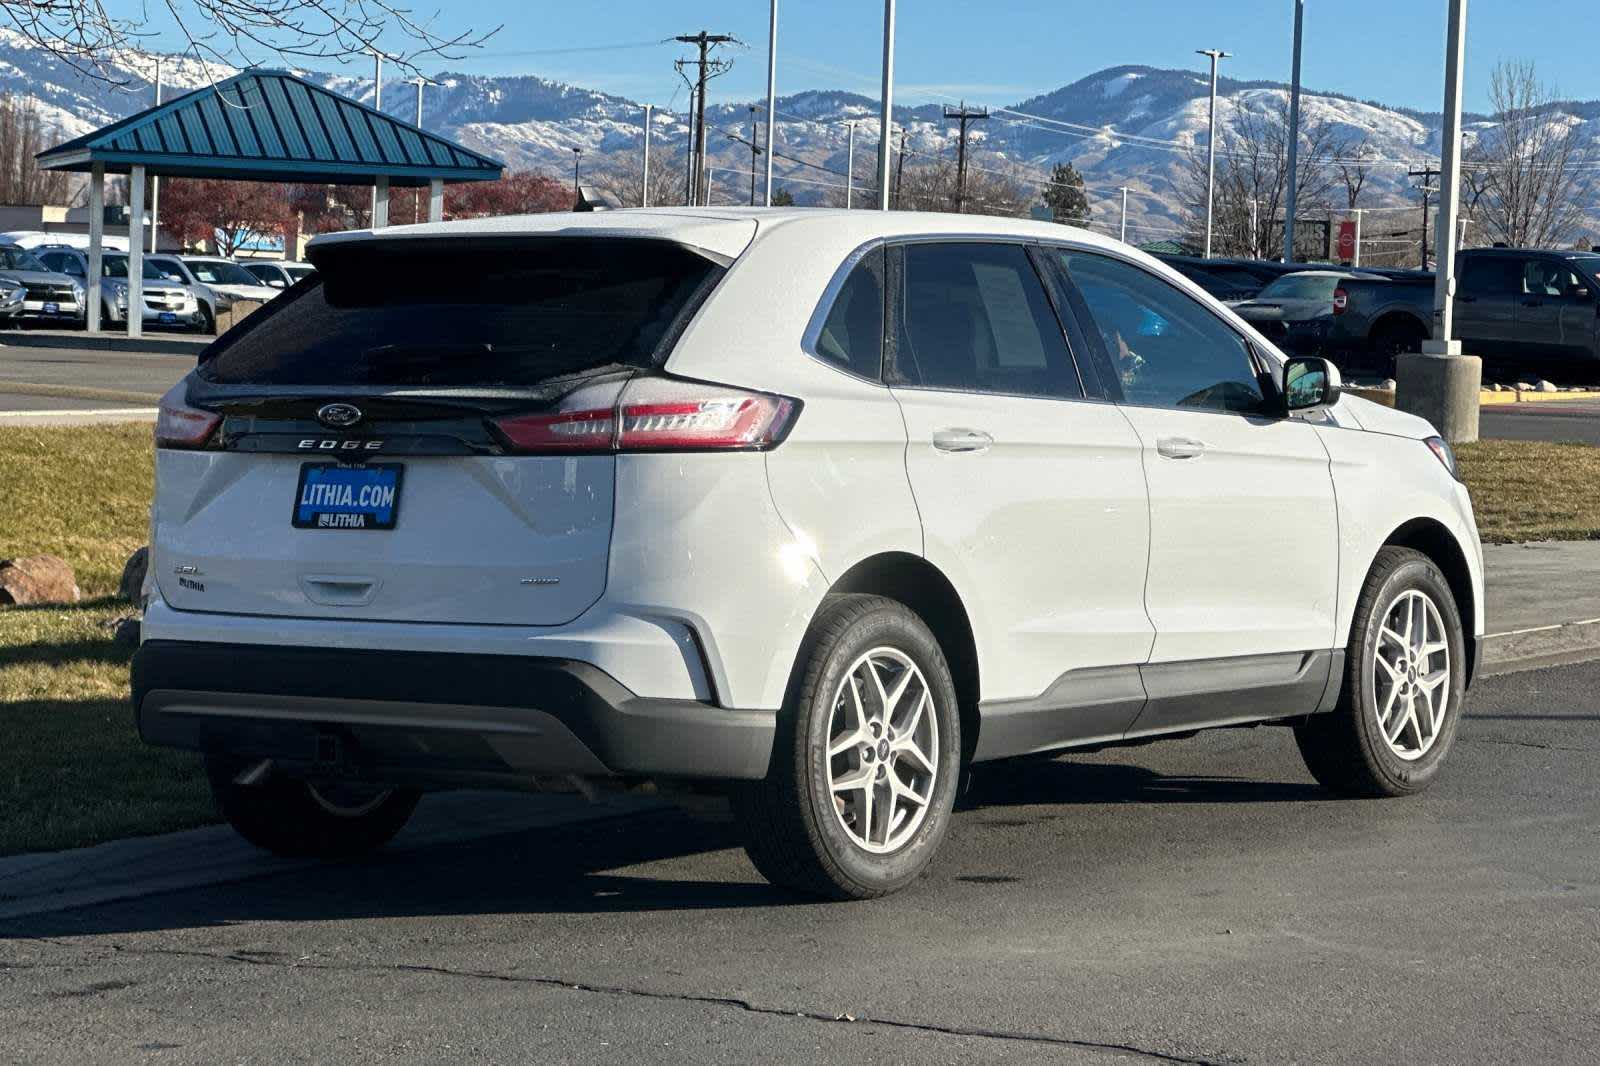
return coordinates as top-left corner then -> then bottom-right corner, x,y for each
1042,162 -> 1090,224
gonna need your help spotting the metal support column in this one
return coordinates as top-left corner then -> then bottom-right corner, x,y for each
127,165 -> 145,340
87,163 -> 104,333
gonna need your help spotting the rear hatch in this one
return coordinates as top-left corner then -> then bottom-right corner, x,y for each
156,234 -> 731,626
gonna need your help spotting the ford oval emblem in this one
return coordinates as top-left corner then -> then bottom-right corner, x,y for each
316,402 -> 363,429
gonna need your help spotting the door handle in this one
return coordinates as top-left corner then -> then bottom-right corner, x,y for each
1156,436 -> 1206,460
931,427 -> 993,453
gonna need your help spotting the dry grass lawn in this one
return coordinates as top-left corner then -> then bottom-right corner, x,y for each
1456,439 -> 1600,544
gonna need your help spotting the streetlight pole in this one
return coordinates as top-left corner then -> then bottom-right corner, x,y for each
1119,186 -> 1129,243
641,104 -> 653,207
371,50 -> 383,224
876,0 -> 896,211
1196,48 -> 1231,259
1282,0 -> 1304,262
1397,0 -> 1479,445
572,147 -> 582,199
845,121 -> 856,209
764,0 -> 778,206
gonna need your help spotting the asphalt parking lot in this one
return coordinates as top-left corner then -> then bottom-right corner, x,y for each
3,659 -> 1596,1065
1480,397 -> 1600,445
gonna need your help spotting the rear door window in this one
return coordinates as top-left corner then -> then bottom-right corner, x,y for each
199,237 -> 726,387
892,242 -> 1082,400
1459,256 -> 1521,297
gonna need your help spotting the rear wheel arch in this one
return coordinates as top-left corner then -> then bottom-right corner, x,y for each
1377,518 -> 1477,680
824,552 -> 980,762
1369,311 -> 1429,353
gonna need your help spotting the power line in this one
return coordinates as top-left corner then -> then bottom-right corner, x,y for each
942,102 -> 989,213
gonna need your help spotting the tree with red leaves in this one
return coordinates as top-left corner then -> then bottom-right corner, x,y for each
443,171 -> 572,220
157,178 -> 290,255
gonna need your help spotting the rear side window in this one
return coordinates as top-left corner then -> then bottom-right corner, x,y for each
200,237 -> 725,387
812,248 -> 884,379
1459,256 -> 1521,297
893,242 -> 1082,400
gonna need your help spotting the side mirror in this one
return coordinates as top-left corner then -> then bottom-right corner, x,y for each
1283,356 -> 1341,413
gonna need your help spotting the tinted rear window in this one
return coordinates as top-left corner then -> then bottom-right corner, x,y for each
199,237 -> 724,387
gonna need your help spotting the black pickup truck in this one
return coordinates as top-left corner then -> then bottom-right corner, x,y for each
1323,247 -> 1600,378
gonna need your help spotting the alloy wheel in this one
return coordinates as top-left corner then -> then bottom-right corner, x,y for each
825,647 -> 939,854
1372,588 -> 1451,761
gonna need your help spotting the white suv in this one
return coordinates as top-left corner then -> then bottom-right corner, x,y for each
134,209 -> 1484,899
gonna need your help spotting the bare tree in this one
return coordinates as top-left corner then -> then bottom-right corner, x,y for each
1337,138 -> 1373,209
0,93 -> 70,202
1181,93 -> 1346,260
593,151 -> 687,209
1461,60 -> 1596,249
892,153 -> 1032,218
0,1 -> 496,85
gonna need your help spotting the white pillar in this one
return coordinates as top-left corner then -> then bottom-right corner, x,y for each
127,165 -> 145,340
875,0 -> 896,210
1352,208 -> 1363,267
845,122 -> 855,209
1425,0 -> 1468,354
428,179 -> 443,223
373,176 -> 390,229
1119,186 -> 1129,243
87,163 -> 104,333
150,60 -> 162,253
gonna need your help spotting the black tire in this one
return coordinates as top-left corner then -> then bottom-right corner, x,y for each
1370,317 -> 1427,371
734,594 -> 962,900
198,305 -> 216,335
205,754 -> 420,859
1295,546 -> 1467,798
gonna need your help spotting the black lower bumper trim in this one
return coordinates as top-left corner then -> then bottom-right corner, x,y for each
132,640 -> 776,783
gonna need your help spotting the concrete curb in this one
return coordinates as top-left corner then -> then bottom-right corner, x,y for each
1480,618 -> 1600,677
0,381 -> 161,404
0,790 -> 667,921
1345,386 -> 1597,409
1,330 -> 209,357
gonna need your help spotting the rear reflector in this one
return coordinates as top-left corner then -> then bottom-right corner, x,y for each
155,384 -> 221,449
493,378 -> 798,454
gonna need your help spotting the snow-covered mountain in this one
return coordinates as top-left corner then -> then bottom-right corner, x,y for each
6,31 -> 1598,245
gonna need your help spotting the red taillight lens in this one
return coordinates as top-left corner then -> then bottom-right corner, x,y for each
1332,287 -> 1349,314
155,384 -> 220,449
492,378 -> 799,454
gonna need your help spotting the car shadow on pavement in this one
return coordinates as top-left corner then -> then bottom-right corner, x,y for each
961,756 -> 1328,810
1,758 -> 1336,939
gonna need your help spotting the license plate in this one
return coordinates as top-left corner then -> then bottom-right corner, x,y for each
43,301 -> 57,314
158,311 -> 177,323
292,463 -> 403,530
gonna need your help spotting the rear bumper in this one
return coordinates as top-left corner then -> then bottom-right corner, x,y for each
132,640 -> 776,785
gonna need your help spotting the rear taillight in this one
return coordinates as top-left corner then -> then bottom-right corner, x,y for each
155,383 -> 220,449
1332,287 -> 1349,314
492,377 -> 799,454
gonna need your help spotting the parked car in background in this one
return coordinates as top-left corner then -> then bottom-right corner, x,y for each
147,254 -> 227,332
1233,269 -> 1385,354
1325,247 -> 1600,379
1153,253 -> 1325,304
36,247 -> 206,332
181,256 -> 282,305
0,243 -> 84,326
135,208 -> 1484,901
239,260 -> 316,290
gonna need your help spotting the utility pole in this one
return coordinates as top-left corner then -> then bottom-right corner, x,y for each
1352,207 -> 1363,267
876,0 -> 896,210
1119,186 -> 1129,243
149,58 -> 161,253
411,78 -> 427,223
572,147 -> 582,200
845,121 -> 856,208
1409,164 -> 1441,270
641,104 -> 653,207
943,102 -> 989,213
1196,48 -> 1231,259
764,0 -> 778,206
1282,0 -> 1304,262
749,106 -> 760,205
674,32 -> 737,209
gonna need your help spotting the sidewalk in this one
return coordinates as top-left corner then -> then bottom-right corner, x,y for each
1482,540 -> 1600,672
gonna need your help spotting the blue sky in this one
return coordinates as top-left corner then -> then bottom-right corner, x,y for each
124,1 -> 1598,115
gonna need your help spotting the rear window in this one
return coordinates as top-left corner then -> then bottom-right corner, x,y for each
199,237 -> 725,387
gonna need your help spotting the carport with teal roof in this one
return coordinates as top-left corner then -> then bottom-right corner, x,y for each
36,69 -> 504,337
